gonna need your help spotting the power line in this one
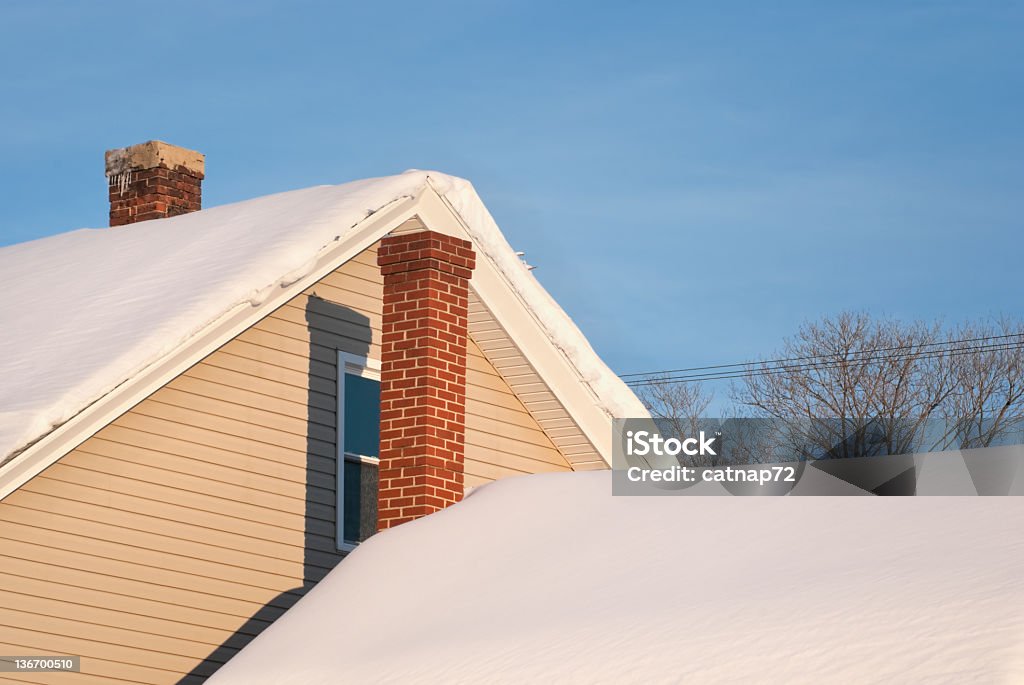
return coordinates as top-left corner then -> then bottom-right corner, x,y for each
624,340 -> 1024,387
620,331 -> 1024,380
627,341 -> 1024,386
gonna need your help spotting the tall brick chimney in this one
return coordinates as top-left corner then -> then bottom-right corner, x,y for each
105,140 -> 204,226
376,231 -> 476,530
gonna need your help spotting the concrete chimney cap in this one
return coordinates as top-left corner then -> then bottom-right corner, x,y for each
105,140 -> 205,178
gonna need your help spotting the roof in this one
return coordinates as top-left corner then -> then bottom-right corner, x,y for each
0,171 -> 646,493
206,470 -> 1024,684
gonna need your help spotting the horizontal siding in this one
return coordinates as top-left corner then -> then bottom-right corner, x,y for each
467,291 -> 605,468
0,235 -> 601,683
464,339 -> 571,483
0,250 -> 377,684
0,629 -> 209,684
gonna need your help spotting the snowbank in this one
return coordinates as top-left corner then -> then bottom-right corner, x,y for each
0,171 -> 642,464
210,471 -> 1024,684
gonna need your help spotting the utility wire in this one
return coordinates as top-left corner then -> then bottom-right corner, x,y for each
624,340 -> 1024,386
619,331 -> 1024,380
627,341 -> 1024,386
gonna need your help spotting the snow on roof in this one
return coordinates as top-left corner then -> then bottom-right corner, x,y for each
0,171 -> 644,464
208,471 -> 1024,684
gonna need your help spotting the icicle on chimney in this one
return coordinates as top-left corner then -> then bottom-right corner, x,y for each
105,141 -> 205,226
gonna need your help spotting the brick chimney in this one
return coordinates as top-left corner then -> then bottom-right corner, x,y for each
105,140 -> 204,226
376,231 -> 476,530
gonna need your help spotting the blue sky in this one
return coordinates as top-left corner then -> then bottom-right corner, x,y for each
1,1 -> 1021,392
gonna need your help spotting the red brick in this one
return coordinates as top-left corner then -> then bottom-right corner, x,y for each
377,230 -> 475,532
107,163 -> 202,226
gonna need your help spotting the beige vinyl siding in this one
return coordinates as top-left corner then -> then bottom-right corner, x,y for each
464,339 -> 571,488
0,238 -> 586,684
467,291 -> 604,469
0,250 -> 379,684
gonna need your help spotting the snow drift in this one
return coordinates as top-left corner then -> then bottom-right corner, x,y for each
0,171 -> 643,465
209,471 -> 1024,684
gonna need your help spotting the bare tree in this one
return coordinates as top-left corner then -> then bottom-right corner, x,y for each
730,311 -> 1024,459
636,374 -> 718,466
634,312 -> 1024,463
936,318 -> 1024,449
717,407 -> 782,465
637,376 -> 781,465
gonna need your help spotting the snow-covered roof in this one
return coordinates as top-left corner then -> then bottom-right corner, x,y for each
208,470 -> 1024,684
0,171 -> 645,472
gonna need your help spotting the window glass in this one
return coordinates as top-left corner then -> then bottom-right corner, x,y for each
342,458 -> 378,544
344,373 -> 380,458
340,365 -> 381,548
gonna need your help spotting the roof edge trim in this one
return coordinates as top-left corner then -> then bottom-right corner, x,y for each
414,185 -> 622,464
0,194 -> 420,501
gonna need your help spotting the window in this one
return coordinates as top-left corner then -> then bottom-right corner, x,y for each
337,352 -> 381,551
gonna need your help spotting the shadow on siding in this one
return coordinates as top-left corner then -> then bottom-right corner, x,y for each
178,295 -> 366,683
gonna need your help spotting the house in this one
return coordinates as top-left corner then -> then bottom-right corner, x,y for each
0,141 -> 646,684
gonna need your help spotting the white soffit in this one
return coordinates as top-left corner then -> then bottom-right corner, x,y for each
413,187 -> 615,465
